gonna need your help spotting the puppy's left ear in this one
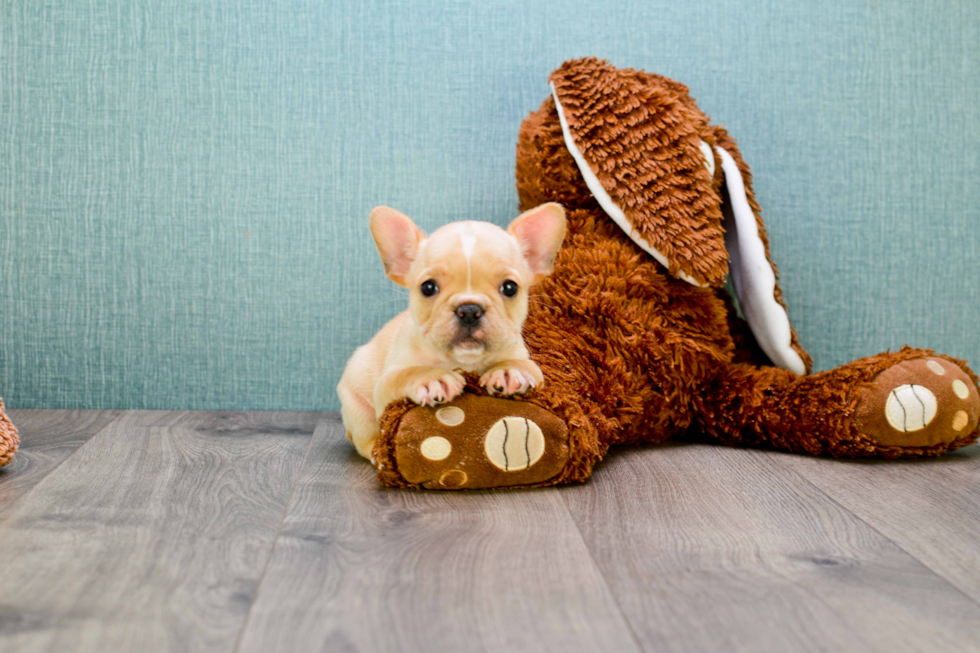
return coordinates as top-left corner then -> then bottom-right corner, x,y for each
369,206 -> 426,287
507,202 -> 567,284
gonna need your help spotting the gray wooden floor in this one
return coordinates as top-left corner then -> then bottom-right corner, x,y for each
2,410 -> 980,653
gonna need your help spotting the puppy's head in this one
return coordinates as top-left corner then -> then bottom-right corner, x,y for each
370,203 -> 566,364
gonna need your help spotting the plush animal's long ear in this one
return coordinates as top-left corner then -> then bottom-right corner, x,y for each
369,206 -> 426,287
549,58 -> 728,288
713,131 -> 811,375
507,202 -> 567,284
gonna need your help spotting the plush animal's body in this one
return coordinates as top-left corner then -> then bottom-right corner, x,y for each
373,58 -> 980,490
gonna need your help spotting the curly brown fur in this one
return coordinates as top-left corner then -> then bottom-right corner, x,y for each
0,398 -> 18,468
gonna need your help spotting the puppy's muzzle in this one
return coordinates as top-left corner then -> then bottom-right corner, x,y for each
455,303 -> 484,329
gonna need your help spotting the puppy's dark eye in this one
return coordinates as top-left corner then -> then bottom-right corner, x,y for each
420,280 -> 439,297
500,280 -> 519,297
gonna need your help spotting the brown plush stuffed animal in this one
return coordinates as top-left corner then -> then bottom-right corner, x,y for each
373,57 -> 980,490
0,399 -> 18,468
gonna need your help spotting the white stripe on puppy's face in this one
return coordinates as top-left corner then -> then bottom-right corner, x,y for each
460,233 -> 477,291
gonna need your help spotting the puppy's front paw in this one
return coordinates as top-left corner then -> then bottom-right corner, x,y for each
480,362 -> 542,396
409,371 -> 466,407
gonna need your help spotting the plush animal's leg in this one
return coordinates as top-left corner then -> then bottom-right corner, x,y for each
693,347 -> 980,457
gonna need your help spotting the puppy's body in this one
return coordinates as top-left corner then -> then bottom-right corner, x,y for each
338,207 -> 566,459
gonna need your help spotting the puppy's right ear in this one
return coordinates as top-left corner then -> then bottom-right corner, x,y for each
369,207 -> 426,287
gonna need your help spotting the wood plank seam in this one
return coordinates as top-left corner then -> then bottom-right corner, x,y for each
557,489 -> 646,653
761,450 -> 980,612
235,413 -> 643,652
0,410 -> 125,528
0,410 -> 320,652
231,411 -> 325,653
556,443 -> 980,652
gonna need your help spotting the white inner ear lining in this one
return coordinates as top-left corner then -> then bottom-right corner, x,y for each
699,139 -> 716,177
716,146 -> 805,375
550,82 -> 804,375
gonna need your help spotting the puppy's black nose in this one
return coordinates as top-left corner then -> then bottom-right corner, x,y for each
455,303 -> 483,328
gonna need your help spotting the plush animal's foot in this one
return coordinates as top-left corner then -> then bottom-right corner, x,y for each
855,357 -> 980,448
386,393 -> 569,489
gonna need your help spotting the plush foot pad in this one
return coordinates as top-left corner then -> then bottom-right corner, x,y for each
392,393 -> 569,490
855,357 -> 980,447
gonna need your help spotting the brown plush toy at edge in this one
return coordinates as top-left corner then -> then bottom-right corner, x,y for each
374,57 -> 980,490
0,399 -> 19,467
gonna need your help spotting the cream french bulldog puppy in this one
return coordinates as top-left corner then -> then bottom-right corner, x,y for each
337,203 -> 567,459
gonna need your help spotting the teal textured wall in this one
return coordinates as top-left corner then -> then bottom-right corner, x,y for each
1,1 -> 978,410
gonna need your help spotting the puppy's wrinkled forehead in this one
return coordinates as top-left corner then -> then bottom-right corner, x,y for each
417,221 -> 523,276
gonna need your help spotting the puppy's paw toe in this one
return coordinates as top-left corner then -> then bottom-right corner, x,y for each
411,372 -> 465,407
441,372 -> 466,401
409,384 -> 431,406
480,369 -> 506,395
481,368 -> 536,396
509,370 -> 535,395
